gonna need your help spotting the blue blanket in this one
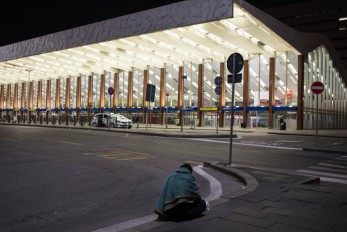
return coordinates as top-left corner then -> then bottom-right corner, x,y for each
154,166 -> 201,216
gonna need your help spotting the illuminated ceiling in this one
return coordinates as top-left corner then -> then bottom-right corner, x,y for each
0,3 -> 299,85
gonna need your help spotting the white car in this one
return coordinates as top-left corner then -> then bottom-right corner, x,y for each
91,113 -> 132,129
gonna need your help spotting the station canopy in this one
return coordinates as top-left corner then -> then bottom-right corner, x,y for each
0,2 -> 299,85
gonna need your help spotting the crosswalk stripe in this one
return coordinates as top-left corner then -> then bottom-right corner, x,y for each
308,166 -> 347,174
297,169 -> 347,179
320,177 -> 347,185
318,163 -> 346,169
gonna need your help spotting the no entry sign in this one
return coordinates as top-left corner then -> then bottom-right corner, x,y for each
311,81 -> 324,94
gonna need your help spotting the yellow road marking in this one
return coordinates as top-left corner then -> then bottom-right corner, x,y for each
57,140 -> 83,145
185,160 -> 204,165
84,149 -> 151,161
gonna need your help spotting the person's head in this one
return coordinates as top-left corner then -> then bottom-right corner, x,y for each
180,163 -> 193,173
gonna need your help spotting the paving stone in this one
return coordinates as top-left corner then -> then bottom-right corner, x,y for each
231,206 -> 270,218
269,222 -> 317,232
225,212 -> 276,228
259,200 -> 287,209
261,207 -> 292,216
281,190 -> 324,204
266,214 -> 330,232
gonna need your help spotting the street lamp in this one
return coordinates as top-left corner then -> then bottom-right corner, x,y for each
181,75 -> 187,132
25,69 -> 33,124
165,92 -> 170,128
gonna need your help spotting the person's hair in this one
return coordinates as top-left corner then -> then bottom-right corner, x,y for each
180,163 -> 193,173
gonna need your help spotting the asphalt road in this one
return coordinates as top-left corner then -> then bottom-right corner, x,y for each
1,126 -> 346,232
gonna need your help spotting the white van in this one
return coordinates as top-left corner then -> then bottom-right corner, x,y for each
91,113 -> 132,129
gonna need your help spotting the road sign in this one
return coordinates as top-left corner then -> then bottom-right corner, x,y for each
145,83 -> 156,102
227,73 -> 242,83
311,81 -> 324,94
214,86 -> 222,95
214,76 -> 223,85
108,87 -> 114,95
227,53 -> 244,73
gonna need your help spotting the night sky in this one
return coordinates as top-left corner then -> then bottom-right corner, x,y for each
0,0 -> 313,47
0,0 -> 183,46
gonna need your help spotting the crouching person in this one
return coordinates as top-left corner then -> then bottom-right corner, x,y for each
154,163 -> 208,222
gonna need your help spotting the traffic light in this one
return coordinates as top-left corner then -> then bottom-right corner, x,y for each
214,76 -> 222,95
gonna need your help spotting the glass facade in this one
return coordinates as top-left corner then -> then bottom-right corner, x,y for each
1,46 -> 346,129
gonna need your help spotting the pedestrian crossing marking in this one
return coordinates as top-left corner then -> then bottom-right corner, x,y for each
319,163 -> 346,169
83,149 -> 150,161
296,155 -> 347,184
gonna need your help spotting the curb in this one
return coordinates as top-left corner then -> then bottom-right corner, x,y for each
204,161 -> 259,199
268,131 -> 347,139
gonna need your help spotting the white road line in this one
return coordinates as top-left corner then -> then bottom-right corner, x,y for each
297,169 -> 347,179
187,138 -> 302,150
92,165 -> 222,232
193,165 -> 222,202
319,163 -> 346,169
93,214 -> 158,232
320,177 -> 347,185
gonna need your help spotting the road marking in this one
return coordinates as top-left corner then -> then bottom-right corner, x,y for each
320,177 -> 347,184
93,214 -> 158,232
92,165 -> 222,232
296,169 -> 347,179
275,140 -> 303,143
193,165 -> 222,202
54,140 -> 83,145
319,163 -> 346,169
83,149 -> 150,161
187,138 -> 302,150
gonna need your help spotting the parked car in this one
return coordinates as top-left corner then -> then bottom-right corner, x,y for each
91,113 -> 132,129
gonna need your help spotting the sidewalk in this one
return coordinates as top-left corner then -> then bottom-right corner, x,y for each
128,162 -> 347,232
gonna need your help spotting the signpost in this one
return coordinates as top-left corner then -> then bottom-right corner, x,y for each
145,84 -> 156,130
226,53 -> 244,166
107,87 -> 114,129
311,81 -> 324,147
214,76 -> 223,135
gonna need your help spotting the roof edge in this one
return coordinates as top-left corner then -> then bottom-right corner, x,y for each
0,0 -> 233,62
234,0 -> 346,83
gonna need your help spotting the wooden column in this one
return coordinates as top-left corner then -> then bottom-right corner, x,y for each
242,60 -> 249,127
127,71 -> 133,109
14,84 -> 18,109
0,85 -> 3,118
76,76 -> 81,108
113,73 -> 119,108
297,55 -> 304,130
160,68 -> 166,125
88,75 -> 93,107
197,64 -> 204,127
268,58 -> 275,128
55,79 -> 60,108
100,74 -> 105,108
46,80 -> 51,124
37,81 -> 42,108
65,78 -> 70,108
46,80 -> 51,108
142,70 -> 149,108
6,84 -> 11,109
21,83 -> 25,108
29,82 -> 33,109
